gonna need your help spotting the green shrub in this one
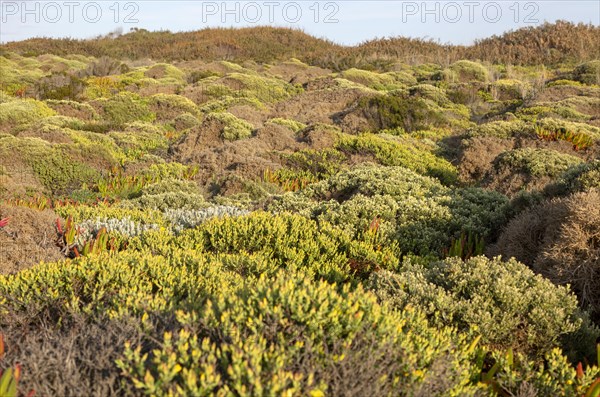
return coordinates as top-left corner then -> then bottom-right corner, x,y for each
572,60 -> 600,85
142,162 -> 199,181
517,104 -> 591,122
143,63 -> 186,84
198,95 -> 265,114
536,118 -> 600,143
170,112 -> 201,130
546,79 -> 584,87
108,122 -> 169,160
270,164 -> 509,256
336,133 -> 458,185
492,78 -> 530,100
148,93 -> 200,121
0,99 -> 55,128
135,212 -> 398,282
466,119 -> 534,139
95,92 -> 155,125
357,92 -> 447,132
45,99 -> 99,120
494,148 -> 583,178
448,60 -> 489,83
122,179 -> 206,211
266,117 -> 306,132
206,112 -> 254,141
338,68 -> 406,91
214,72 -> 301,103
279,148 -> 346,180
547,160 -> 600,196
367,256 -> 584,357
0,135 -> 99,194
408,84 -> 451,106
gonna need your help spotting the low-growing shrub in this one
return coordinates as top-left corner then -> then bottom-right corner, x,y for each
34,73 -> 85,100
94,92 -> 155,126
466,120 -> 534,139
0,99 -> 55,130
357,92 -> 447,132
121,179 -> 207,211
266,117 -> 306,132
336,133 -> 458,185
546,160 -> 600,196
446,60 -> 490,83
108,122 -> 169,159
271,164 -> 509,256
535,118 -> 600,148
279,148 -> 346,181
165,205 -> 250,232
169,112 -> 200,130
148,93 -> 200,121
206,112 -> 254,141
116,271 -> 484,396
339,68 -> 405,91
535,124 -> 595,151
572,60 -> 600,85
494,148 -> 583,178
367,256 -> 587,358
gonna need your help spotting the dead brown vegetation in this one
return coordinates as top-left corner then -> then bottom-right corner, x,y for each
0,205 -> 63,274
491,189 -> 600,320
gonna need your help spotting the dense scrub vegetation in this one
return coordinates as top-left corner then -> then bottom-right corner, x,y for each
2,22 -> 599,68
1,23 -> 600,395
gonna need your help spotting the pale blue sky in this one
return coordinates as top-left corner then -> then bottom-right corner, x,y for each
1,1 -> 599,44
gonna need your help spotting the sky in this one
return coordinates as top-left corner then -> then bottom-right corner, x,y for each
0,1 -> 599,45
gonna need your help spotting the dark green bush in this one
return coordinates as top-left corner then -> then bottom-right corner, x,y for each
357,92 -> 446,132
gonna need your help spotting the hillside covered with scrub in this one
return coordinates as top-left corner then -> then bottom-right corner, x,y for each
0,22 -> 600,395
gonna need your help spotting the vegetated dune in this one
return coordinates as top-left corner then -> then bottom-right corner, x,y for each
3,20 -> 599,66
1,23 -> 600,395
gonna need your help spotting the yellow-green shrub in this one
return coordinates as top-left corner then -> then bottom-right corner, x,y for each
0,99 -> 55,129
134,212 -> 398,282
336,133 -> 458,185
94,92 -> 155,125
266,117 -> 306,132
117,271 -> 484,396
206,112 -> 253,141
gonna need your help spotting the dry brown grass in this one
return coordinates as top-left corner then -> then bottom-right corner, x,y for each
0,205 -> 63,274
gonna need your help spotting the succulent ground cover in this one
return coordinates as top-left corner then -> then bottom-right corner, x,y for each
1,24 -> 600,396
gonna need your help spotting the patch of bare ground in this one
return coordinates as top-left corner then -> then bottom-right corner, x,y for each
171,118 -> 304,186
271,84 -> 369,129
265,61 -> 331,85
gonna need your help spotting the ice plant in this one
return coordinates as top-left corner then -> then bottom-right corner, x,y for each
0,217 -> 9,228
